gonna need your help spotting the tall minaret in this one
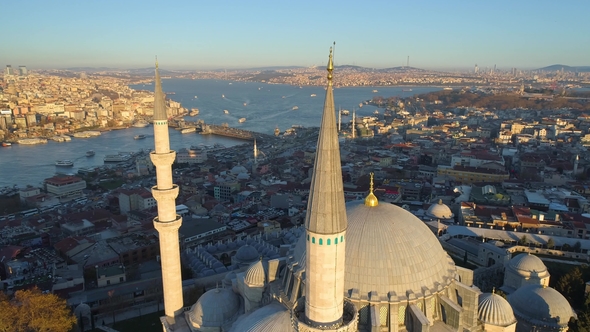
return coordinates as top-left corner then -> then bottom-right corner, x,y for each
304,47 -> 348,328
351,107 -> 356,139
574,154 -> 579,176
150,60 -> 184,325
253,139 -> 259,164
338,107 -> 341,133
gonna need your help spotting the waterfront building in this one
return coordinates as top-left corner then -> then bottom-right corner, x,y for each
44,175 -> 86,202
118,187 -> 156,215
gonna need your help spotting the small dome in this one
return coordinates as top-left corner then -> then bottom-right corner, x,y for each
478,293 -> 516,327
509,285 -> 575,328
229,302 -> 291,332
231,165 -> 248,175
245,259 -> 267,287
235,244 -> 259,263
508,253 -> 547,275
186,288 -> 240,328
74,303 -> 91,318
426,199 -> 454,219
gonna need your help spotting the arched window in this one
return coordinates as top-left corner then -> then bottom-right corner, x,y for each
327,239 -> 331,245
335,237 -> 338,244
319,238 -> 323,245
312,237 -> 315,244
340,235 -> 344,242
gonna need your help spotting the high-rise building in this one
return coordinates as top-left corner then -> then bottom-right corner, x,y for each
18,66 -> 28,76
5,65 -> 14,75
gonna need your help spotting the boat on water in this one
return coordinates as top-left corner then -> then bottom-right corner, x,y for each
181,127 -> 197,134
2,142 -> 12,147
189,108 -> 200,116
134,135 -> 146,140
358,103 -> 363,108
224,110 -> 229,114
243,102 -> 247,106
341,110 -> 350,116
86,150 -> 95,157
132,120 -> 150,128
443,87 -> 453,90
17,138 -> 48,145
292,106 -> 299,110
310,94 -> 316,97
194,95 -> 198,99
238,118 -> 246,123
73,131 -> 101,138
402,88 -> 413,92
222,94 -> 225,98
104,154 -> 132,163
373,110 -> 380,115
274,127 -> 280,136
372,89 -> 378,93
55,160 -> 74,167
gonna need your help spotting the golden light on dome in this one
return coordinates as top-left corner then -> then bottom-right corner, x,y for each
364,172 -> 378,207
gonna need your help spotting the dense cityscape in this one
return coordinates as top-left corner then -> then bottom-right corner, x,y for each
2,60 -> 590,332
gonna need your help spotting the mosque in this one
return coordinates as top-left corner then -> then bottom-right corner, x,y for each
149,51 -> 577,332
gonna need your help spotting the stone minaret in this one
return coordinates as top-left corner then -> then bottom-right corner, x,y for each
574,154 -> 579,176
304,47 -> 348,328
150,60 -> 184,325
351,108 -> 356,139
254,139 -> 258,164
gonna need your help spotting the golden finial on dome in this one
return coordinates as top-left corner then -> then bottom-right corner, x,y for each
365,172 -> 379,207
155,56 -> 158,69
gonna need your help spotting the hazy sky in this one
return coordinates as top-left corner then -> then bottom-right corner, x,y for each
2,0 -> 589,70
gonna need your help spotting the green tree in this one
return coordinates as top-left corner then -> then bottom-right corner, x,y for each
556,267 -> 585,308
569,293 -> 590,332
547,238 -> 555,249
0,287 -> 76,332
518,235 -> 528,245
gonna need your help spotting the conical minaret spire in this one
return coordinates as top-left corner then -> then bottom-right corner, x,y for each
150,60 -> 184,326
304,46 -> 347,328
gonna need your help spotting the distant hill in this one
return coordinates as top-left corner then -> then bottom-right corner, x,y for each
537,64 -> 590,72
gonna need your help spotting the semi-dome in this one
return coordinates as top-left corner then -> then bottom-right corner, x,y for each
235,244 -> 259,263
244,259 -> 267,287
508,285 -> 575,328
229,302 -> 291,332
478,293 -> 516,327
426,199 -> 454,219
186,288 -> 240,329
293,200 -> 456,300
508,253 -> 547,276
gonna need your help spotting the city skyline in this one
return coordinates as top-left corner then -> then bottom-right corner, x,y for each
1,0 -> 589,70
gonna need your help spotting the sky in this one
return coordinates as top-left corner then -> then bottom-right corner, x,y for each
2,0 -> 589,70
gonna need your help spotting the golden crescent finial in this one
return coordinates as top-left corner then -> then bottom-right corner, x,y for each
327,46 -> 334,82
364,172 -> 379,207
155,56 -> 158,69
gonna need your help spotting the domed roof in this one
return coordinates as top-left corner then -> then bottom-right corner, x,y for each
426,199 -> 454,219
508,253 -> 547,275
187,288 -> 240,328
478,293 -> 516,327
509,285 -> 575,328
74,303 -> 91,318
231,165 -> 248,175
235,244 -> 259,263
229,302 -> 291,332
245,259 -> 267,287
293,200 -> 456,300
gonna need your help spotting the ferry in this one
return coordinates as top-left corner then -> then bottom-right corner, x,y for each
224,110 -> 229,114
372,89 -> 378,93
17,138 -> 48,145
222,94 -> 225,98
274,127 -> 280,136
181,127 -> 197,134
73,131 -> 101,138
310,94 -> 316,97
374,110 -> 380,115
194,95 -> 198,99
358,103 -> 363,108
2,142 -> 11,147
132,120 -> 150,128
402,88 -> 413,92
86,150 -> 95,157
134,135 -> 146,140
341,110 -> 350,116
238,118 -> 246,123
243,102 -> 247,106
189,108 -> 200,116
104,154 -> 131,163
292,106 -> 299,110
55,160 -> 74,167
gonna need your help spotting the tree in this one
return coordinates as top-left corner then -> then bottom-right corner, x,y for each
556,267 -> 585,308
518,235 -> 528,245
0,287 -> 76,332
547,238 -> 555,249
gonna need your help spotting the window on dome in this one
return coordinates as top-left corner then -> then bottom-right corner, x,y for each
327,239 -> 331,245
319,238 -> 323,245
312,237 -> 315,244
335,237 -> 338,244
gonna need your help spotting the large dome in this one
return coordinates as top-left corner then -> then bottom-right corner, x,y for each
235,245 -> 259,263
508,285 -> 575,328
229,302 -> 291,332
244,259 -> 267,287
508,253 -> 547,276
186,288 -> 240,328
294,200 -> 456,300
478,293 -> 516,327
